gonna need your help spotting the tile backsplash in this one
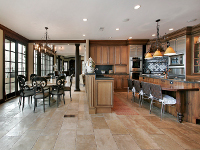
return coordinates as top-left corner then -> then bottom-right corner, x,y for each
144,56 -> 168,74
95,65 -> 113,74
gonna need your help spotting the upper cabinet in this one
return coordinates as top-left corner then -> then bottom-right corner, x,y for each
115,46 -> 128,65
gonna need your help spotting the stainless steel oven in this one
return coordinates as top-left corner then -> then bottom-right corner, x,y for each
169,54 -> 183,66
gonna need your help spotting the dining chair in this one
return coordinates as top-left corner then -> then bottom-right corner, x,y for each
140,81 -> 151,107
32,76 -> 50,112
149,84 -> 176,120
30,74 -> 37,80
50,76 -> 65,107
63,74 -> 73,101
17,75 -> 34,111
127,79 -> 133,100
132,80 -> 143,105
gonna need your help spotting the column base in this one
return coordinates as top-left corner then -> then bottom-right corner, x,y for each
74,89 -> 80,92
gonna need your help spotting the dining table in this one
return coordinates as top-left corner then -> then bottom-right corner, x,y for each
159,84 -> 199,123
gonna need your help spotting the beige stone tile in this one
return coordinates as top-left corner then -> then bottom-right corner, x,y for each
106,119 -> 128,134
94,129 -> 118,150
76,135 -> 97,150
128,128 -> 161,149
113,135 -> 141,150
41,120 -> 62,135
58,129 -> 76,136
0,136 -> 20,150
28,116 -> 51,130
134,119 -> 164,134
117,116 -> 140,129
32,135 -> 57,150
11,130 -> 41,150
143,116 -> 162,122
77,120 -> 94,135
150,121 -> 173,129
54,130 -> 76,150
104,113 -> 118,120
185,134 -> 200,144
161,128 -> 200,149
128,115 -> 145,120
91,116 -> 109,129
150,134 -> 184,150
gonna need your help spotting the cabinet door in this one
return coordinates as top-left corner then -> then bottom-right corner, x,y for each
96,46 -> 102,65
90,46 -> 96,63
120,46 -> 128,65
114,76 -> 117,89
109,46 -> 115,65
122,76 -> 128,89
115,46 -> 120,65
116,77 -> 122,89
102,46 -> 108,65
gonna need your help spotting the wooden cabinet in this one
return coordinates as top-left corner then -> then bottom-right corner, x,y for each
96,46 -> 102,65
194,43 -> 200,73
90,46 -> 96,63
114,46 -> 128,65
102,46 -> 109,64
109,46 -> 115,65
104,74 -> 129,90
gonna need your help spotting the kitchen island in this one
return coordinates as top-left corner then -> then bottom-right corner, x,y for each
139,75 -> 200,124
85,73 -> 114,114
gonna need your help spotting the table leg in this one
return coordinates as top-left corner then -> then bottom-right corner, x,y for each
176,91 -> 185,123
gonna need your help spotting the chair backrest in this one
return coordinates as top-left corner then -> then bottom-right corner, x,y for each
69,75 -> 73,87
56,76 -> 65,89
30,74 -> 37,80
18,75 -> 26,81
150,84 -> 162,100
133,80 -> 141,92
128,79 -> 133,89
141,81 -> 151,96
32,76 -> 47,94
17,76 -> 26,91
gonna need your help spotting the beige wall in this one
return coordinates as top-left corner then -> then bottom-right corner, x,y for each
0,29 -> 3,100
28,43 -> 34,80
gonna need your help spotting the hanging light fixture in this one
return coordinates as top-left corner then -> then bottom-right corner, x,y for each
33,27 -> 56,55
145,19 -> 176,59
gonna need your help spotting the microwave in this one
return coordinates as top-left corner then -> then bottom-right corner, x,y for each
169,54 -> 183,66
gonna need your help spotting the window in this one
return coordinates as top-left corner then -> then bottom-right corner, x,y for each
5,39 -> 16,95
64,61 -> 68,71
41,53 -> 53,76
18,43 -> 26,76
34,50 -> 37,74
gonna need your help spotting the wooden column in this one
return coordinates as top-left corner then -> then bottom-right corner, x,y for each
74,44 -> 80,91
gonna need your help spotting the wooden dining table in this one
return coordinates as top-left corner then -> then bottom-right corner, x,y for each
159,84 -> 199,123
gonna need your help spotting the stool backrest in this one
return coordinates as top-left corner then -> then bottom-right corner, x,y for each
133,80 -> 141,92
30,74 -> 37,80
141,81 -> 151,96
150,84 -> 162,100
128,79 -> 133,89
32,76 -> 47,94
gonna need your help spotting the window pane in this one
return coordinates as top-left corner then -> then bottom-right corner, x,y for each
11,52 -> 15,62
5,76 -> 10,83
11,63 -> 15,72
5,50 -> 10,61
5,39 -> 10,50
11,42 -> 15,51
5,62 -> 10,72
23,45 -> 26,54
11,82 -> 15,93
5,83 -> 10,94
18,63 -> 22,71
18,44 -> 22,53
18,53 -> 22,62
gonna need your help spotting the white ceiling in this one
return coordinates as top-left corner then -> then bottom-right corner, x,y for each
0,0 -> 200,56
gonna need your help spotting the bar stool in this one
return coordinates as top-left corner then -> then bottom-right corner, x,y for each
127,79 -> 133,100
132,80 -> 143,106
150,84 -> 176,120
140,81 -> 151,107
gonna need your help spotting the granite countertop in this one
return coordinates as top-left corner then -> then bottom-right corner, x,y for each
95,77 -> 114,80
140,74 -> 200,84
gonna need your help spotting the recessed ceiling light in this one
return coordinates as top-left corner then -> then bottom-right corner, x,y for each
134,5 -> 141,9
129,37 -> 132,39
152,34 -> 156,37
83,34 -> 85,36
83,18 -> 87,21
68,44 -> 69,45
169,28 -> 173,31
116,28 -> 119,31
109,37 -> 112,39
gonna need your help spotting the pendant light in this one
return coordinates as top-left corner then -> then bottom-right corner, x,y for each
164,46 -> 176,55
145,52 -> 153,59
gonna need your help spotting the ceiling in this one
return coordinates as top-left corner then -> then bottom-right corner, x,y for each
0,0 -> 200,56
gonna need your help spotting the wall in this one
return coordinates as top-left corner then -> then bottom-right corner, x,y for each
0,29 -> 3,100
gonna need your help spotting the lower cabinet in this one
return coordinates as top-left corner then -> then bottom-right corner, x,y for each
104,74 -> 129,90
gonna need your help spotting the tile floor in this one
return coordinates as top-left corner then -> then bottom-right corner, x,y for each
0,84 -> 200,150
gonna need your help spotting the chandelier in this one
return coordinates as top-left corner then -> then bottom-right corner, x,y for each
145,19 -> 176,59
34,27 -> 56,55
